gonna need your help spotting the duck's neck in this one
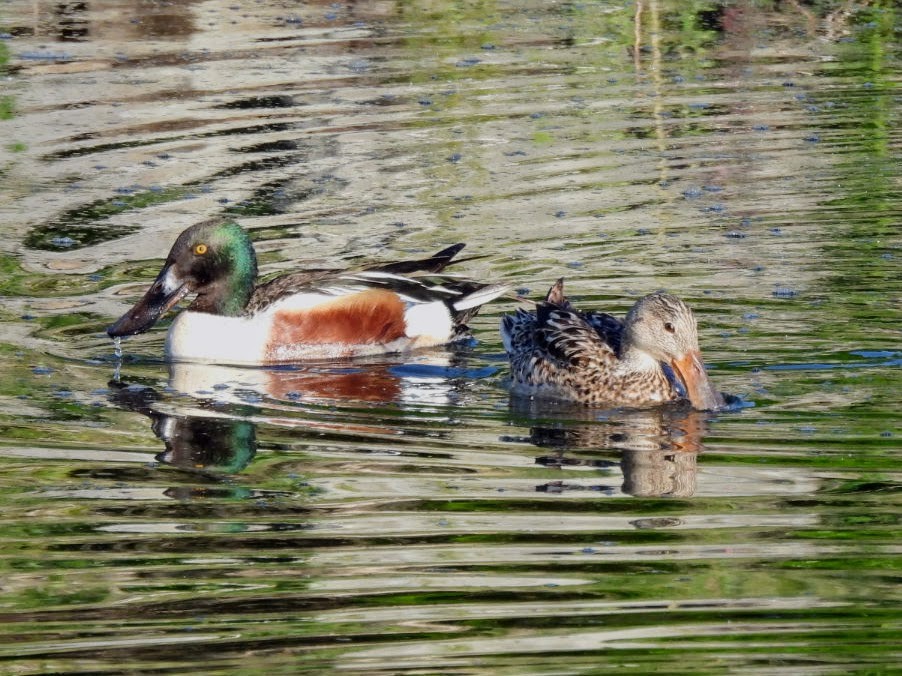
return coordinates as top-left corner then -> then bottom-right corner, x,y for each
616,343 -> 663,376
191,240 -> 258,316
192,274 -> 254,316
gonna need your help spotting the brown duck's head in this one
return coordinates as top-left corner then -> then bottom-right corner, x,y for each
624,293 -> 724,411
107,221 -> 258,338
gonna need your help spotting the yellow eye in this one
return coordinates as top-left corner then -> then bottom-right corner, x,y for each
194,243 -> 208,255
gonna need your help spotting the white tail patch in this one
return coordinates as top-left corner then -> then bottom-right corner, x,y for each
404,301 -> 453,342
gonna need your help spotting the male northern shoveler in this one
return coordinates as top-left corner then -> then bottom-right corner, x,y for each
501,279 -> 724,411
107,220 -> 509,364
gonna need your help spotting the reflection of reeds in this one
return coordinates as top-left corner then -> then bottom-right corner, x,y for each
823,2 -> 857,41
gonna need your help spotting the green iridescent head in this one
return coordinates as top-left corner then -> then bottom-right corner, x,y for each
107,220 -> 259,337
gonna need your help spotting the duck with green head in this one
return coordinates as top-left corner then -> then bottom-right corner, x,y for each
108,220 -> 508,364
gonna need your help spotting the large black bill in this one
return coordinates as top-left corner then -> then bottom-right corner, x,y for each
107,267 -> 189,338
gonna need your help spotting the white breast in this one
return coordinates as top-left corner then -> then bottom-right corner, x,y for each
166,312 -> 269,365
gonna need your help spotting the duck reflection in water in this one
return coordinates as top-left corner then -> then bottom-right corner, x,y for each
108,352 -> 474,477
507,398 -> 715,498
108,378 -> 257,476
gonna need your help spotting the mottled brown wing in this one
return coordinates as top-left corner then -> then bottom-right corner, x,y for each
537,308 -> 619,367
537,279 -> 624,356
582,311 -> 624,356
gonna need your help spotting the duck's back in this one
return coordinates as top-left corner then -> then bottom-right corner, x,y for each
502,303 -> 625,403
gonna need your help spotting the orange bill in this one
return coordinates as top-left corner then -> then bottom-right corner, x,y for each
671,350 -> 724,411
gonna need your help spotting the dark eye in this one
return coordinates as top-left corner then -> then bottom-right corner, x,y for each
663,322 -> 676,333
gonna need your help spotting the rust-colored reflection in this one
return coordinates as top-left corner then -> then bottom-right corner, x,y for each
264,365 -> 403,403
166,358 -> 464,406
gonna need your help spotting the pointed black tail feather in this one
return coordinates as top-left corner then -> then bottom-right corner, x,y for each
371,243 -> 466,275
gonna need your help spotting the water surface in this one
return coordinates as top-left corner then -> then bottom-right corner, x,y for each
0,0 -> 899,672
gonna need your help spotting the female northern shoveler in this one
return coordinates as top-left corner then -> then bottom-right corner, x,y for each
501,279 -> 724,411
107,220 -> 508,364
